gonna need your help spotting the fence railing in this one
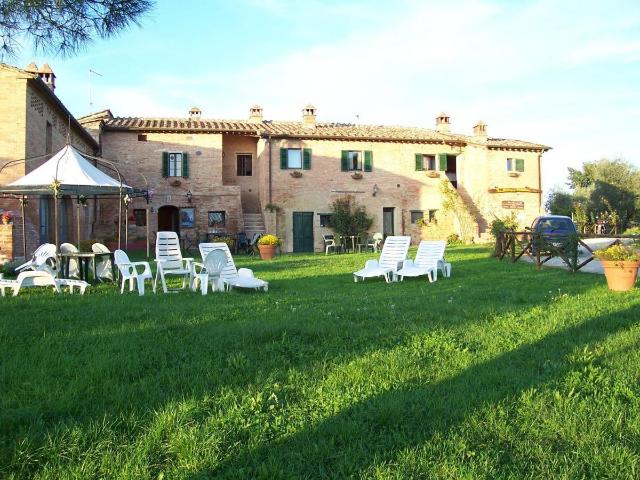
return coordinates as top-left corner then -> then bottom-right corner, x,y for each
495,231 -> 639,272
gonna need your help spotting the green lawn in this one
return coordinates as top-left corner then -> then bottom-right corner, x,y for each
1,246 -> 639,479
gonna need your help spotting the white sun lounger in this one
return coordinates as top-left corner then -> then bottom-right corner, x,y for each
198,242 -> 268,292
397,240 -> 446,282
353,235 -> 411,283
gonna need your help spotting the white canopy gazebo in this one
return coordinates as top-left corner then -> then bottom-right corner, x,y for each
0,144 -> 146,255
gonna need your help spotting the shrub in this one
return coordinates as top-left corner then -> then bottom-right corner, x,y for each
0,259 -> 21,277
447,234 -> 462,246
330,195 -> 373,237
211,235 -> 236,249
258,234 -> 280,246
490,212 -> 519,238
593,244 -> 639,262
623,226 -> 640,236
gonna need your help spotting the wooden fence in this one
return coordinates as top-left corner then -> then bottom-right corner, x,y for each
495,231 -> 639,272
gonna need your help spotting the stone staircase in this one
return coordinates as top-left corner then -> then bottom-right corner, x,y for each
243,213 -> 266,238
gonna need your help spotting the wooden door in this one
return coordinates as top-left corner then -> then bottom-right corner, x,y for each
293,212 -> 314,252
383,207 -> 395,238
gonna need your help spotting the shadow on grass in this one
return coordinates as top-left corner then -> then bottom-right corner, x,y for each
203,303 -> 639,478
0,248 -> 609,477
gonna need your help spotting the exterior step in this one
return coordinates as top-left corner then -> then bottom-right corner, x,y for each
243,213 -> 265,237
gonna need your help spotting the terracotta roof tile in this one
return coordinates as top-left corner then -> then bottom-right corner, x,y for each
102,115 -> 550,150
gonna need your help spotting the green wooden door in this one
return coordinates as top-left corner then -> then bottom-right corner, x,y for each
293,212 -> 314,252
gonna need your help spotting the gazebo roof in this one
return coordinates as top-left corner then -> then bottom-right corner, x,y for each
2,145 -> 133,196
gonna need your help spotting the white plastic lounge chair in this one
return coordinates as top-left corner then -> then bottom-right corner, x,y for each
353,235 -> 411,283
199,242 -> 268,291
56,278 -> 90,294
60,242 -> 80,278
397,240 -> 446,282
114,249 -> 153,296
153,231 -> 194,293
0,270 -> 60,296
192,249 -> 227,295
15,243 -> 57,273
92,243 -> 114,281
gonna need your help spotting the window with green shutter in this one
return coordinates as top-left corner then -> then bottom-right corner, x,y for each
162,152 -> 169,178
438,153 -> 448,171
182,152 -> 189,178
364,151 -> 372,172
303,148 -> 312,170
281,148 -> 303,169
515,158 -> 525,172
415,153 -> 424,171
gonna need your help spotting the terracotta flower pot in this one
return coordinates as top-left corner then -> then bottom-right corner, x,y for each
600,260 -> 639,291
258,244 -> 277,260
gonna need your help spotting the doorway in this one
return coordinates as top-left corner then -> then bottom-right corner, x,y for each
292,212 -> 314,252
383,207 -> 395,238
158,205 -> 180,234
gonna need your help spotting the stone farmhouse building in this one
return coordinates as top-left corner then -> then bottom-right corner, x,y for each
0,62 -> 550,258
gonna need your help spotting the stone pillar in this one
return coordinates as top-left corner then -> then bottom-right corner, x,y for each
0,224 -> 14,263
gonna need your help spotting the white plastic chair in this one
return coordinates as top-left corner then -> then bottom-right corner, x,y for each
323,234 -> 339,255
397,240 -> 446,282
199,242 -> 268,291
153,231 -> 194,293
353,235 -> 411,283
114,249 -> 153,296
92,243 -> 114,281
15,243 -> 57,273
60,243 -> 80,278
367,233 -> 383,252
192,249 -> 227,295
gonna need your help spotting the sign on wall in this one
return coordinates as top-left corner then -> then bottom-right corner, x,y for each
502,200 -> 525,210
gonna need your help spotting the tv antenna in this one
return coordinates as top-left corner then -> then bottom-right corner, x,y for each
88,69 -> 103,110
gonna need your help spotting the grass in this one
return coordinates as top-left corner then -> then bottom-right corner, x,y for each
1,246 -> 640,479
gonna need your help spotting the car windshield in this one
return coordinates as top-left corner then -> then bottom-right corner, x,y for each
540,218 -> 572,230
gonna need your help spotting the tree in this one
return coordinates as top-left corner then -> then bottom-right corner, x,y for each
545,188 -> 577,217
0,0 -> 153,57
567,159 -> 640,231
329,196 -> 373,237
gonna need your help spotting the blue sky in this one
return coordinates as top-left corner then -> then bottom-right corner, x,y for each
10,0 -> 640,194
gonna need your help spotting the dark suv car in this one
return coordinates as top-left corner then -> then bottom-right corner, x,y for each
529,215 -> 578,254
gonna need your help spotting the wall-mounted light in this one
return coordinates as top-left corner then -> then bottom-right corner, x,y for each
186,190 -> 193,204
372,184 -> 379,197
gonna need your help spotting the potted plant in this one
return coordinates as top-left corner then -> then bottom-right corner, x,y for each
1,211 -> 13,225
290,171 -> 303,178
593,244 -> 640,291
508,172 -> 520,177
426,171 -> 440,178
257,234 -> 280,260
351,172 -> 363,180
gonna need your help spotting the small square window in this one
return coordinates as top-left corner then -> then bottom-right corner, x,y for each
138,134 -> 147,142
347,151 -> 362,171
319,213 -> 333,227
410,211 -> 424,224
506,158 -> 514,172
133,209 -> 146,226
208,211 -> 226,228
237,154 -> 252,176
424,155 -> 436,171
286,149 -> 302,169
169,152 -> 183,177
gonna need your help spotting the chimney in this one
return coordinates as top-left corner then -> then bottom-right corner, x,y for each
302,104 -> 317,128
188,106 -> 201,120
248,104 -> 263,123
435,112 -> 450,133
37,63 -> 56,92
473,120 -> 487,139
25,62 -> 39,74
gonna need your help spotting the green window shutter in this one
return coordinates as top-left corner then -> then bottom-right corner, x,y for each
364,150 -> 373,172
415,153 -> 424,171
438,153 -> 448,171
340,150 -> 349,171
182,152 -> 189,178
280,148 -> 288,169
162,152 -> 169,178
303,148 -> 312,170
515,158 -> 525,172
